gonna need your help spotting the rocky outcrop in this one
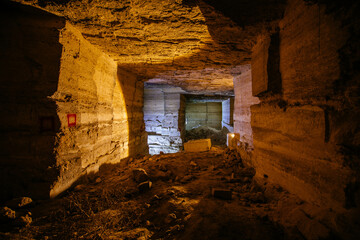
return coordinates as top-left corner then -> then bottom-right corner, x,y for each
12,0 -> 285,95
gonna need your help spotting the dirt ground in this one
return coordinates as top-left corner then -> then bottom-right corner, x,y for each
1,147 -> 356,240
185,126 -> 229,146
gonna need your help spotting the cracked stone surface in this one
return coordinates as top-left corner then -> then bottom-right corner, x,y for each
13,0 -> 283,94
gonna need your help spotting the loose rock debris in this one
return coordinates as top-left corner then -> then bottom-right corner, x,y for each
0,147 -> 338,239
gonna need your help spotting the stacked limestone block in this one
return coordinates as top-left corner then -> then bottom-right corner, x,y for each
144,87 -> 185,155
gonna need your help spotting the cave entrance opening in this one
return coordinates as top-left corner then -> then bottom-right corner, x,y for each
143,85 -> 234,154
183,95 -> 234,147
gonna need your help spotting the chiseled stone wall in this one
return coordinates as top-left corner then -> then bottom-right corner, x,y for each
51,23 -> 147,198
0,2 -> 147,200
144,86 -> 185,155
249,0 -> 360,210
233,66 -> 260,153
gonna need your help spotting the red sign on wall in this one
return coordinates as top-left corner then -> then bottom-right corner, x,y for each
67,114 -> 76,127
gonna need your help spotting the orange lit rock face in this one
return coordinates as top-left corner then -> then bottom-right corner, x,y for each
0,2 -> 148,200
13,0 -> 281,95
50,23 -> 142,197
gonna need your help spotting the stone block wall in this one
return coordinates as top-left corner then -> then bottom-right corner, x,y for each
0,2 -> 147,200
185,102 -> 222,130
51,23 -> 147,198
233,66 -> 260,157
144,86 -> 185,155
248,0 -> 360,210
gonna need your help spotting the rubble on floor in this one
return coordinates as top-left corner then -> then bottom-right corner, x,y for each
0,147 -> 354,240
185,126 -> 229,146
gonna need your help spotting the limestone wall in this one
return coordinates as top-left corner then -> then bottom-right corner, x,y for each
0,2 -> 147,200
144,86 -> 185,155
185,102 -> 222,130
51,23 -> 147,198
249,0 -> 360,210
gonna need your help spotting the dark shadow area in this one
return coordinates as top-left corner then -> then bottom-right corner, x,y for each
176,198 -> 285,240
267,32 -> 282,94
37,0 -> 72,8
185,126 -> 229,146
200,0 -> 286,27
0,1 -> 65,202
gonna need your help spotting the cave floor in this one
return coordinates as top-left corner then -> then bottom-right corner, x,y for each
2,147 -> 310,240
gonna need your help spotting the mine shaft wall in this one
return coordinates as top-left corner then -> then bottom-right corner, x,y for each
0,2 -> 148,201
247,0 -> 360,210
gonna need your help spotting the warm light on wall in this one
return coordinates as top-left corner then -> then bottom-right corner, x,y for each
227,133 -> 239,149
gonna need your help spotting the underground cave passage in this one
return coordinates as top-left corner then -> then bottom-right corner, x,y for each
1,0 -> 360,239
144,87 -> 234,155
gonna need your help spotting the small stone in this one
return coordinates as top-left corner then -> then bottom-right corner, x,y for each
248,192 -> 266,203
16,214 -> 32,227
212,188 -> 232,200
133,168 -> 149,183
181,175 -> 195,183
137,181 -> 152,192
167,190 -> 175,195
5,197 -> 33,209
190,161 -> 197,167
146,220 -> 151,226
151,169 -> 169,180
95,177 -> 102,183
184,214 -> 191,222
165,213 -> 177,223
167,224 -> 181,233
74,184 -> 84,191
158,164 -> 167,172
151,195 -> 161,201
0,207 -> 16,222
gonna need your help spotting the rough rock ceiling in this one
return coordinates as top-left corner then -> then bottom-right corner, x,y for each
13,0 -> 285,95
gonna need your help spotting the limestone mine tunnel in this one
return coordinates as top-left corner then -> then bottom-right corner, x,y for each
0,0 -> 359,239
